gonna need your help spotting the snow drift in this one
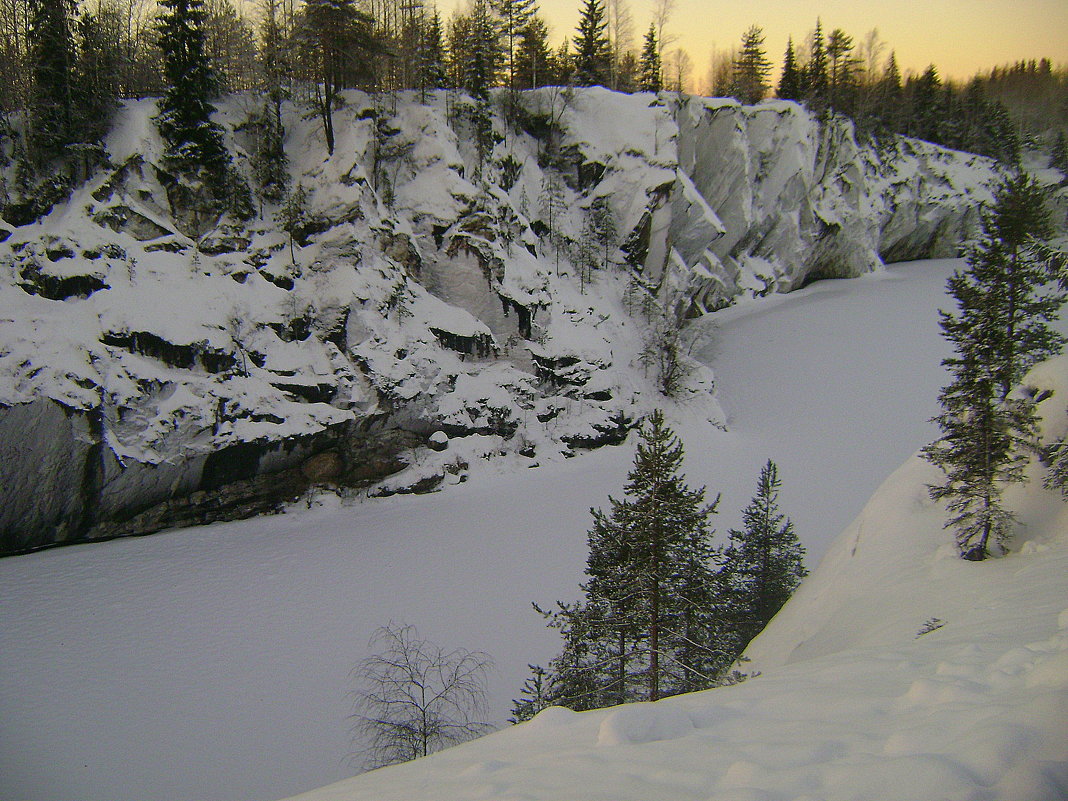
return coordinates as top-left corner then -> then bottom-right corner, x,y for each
0,89 -> 999,552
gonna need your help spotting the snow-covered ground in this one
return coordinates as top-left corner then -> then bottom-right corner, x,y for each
3,258 -> 1062,801
284,444 -> 1068,801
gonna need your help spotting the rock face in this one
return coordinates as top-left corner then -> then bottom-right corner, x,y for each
0,89 -> 1000,554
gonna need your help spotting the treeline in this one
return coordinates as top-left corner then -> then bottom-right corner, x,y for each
714,20 -> 1066,163
2,0 -> 1064,216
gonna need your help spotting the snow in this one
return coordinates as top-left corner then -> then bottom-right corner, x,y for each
5,257 -> 1067,801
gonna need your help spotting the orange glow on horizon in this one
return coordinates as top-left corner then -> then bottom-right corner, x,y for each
440,0 -> 1068,90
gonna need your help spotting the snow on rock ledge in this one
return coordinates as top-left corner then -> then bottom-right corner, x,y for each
0,89 -> 996,552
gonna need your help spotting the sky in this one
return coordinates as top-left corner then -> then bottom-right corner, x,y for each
444,0 -> 1068,91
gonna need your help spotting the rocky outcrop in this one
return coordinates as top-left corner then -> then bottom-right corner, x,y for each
0,89 -> 1000,554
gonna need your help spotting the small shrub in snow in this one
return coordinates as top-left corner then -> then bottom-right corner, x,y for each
916,617 -> 946,637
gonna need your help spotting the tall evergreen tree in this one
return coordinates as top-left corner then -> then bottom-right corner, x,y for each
1052,132 -> 1068,182
572,0 -> 610,87
494,0 -> 535,94
805,19 -> 828,107
538,411 -> 721,706
924,173 -> 1065,560
908,63 -> 942,142
462,0 -> 502,100
514,16 -> 552,90
730,24 -> 771,105
637,23 -> 660,92
825,27 -> 857,113
155,0 -> 230,178
776,37 -> 801,101
418,10 -> 448,95
720,460 -> 806,654
295,0 -> 374,155
988,173 -> 1064,397
27,0 -> 76,161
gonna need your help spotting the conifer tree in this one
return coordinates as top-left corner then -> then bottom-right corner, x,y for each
730,24 -> 771,105
924,173 -> 1065,560
514,17 -> 551,90
572,0 -> 610,87
985,172 -> 1064,398
720,460 -> 806,653
155,0 -> 230,180
295,0 -> 374,155
494,0 -> 535,94
418,10 -> 448,96
638,24 -> 660,92
1052,132 -> 1068,182
776,37 -> 801,101
539,411 -> 721,705
27,0 -> 76,162
805,19 -> 828,107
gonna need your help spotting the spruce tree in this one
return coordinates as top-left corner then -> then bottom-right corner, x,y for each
721,460 -> 806,654
27,0 -> 77,162
514,17 -> 552,90
924,173 -> 1065,560
776,37 -> 802,102
529,411 -> 721,708
805,19 -> 828,107
1052,132 -> 1068,182
572,0 -> 610,88
731,25 -> 771,105
638,24 -> 660,92
155,0 -> 230,180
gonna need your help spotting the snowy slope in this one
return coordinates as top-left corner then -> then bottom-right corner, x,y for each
5,258 -> 1059,801
280,365 -> 1068,801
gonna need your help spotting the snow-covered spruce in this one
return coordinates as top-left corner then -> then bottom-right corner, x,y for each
0,88 -> 999,553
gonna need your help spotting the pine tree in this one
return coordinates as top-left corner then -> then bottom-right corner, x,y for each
924,173 -> 1065,560
776,37 -> 801,101
1052,132 -> 1068,182
509,664 -> 551,723
637,24 -> 660,92
27,0 -> 77,162
987,172 -> 1064,397
721,460 -> 806,654
908,64 -> 942,142
418,10 -> 448,96
572,0 -> 610,87
295,0 -> 374,155
825,27 -> 856,114
462,0 -> 502,100
155,0 -> 230,180
730,24 -> 771,105
587,411 -> 719,701
805,19 -> 828,107
494,0 -> 535,94
514,17 -> 551,90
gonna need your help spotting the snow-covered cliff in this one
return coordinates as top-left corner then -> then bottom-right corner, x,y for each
0,88 -> 998,552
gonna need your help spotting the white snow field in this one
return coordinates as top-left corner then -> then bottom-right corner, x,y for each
3,258 -> 1066,801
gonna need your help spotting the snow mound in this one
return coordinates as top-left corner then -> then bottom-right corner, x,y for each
596,701 -> 696,746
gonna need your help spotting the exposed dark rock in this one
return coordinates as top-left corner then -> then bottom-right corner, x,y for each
301,451 -> 343,483
19,265 -> 108,300
101,330 -> 237,374
562,412 -> 633,450
93,205 -> 173,241
0,403 -> 431,555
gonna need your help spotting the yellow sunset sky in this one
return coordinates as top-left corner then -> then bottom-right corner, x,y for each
443,0 -> 1068,90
